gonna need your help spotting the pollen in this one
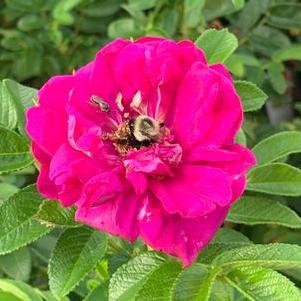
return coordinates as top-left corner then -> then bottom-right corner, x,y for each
102,121 -> 133,155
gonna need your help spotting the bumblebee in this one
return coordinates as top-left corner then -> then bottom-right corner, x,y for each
128,115 -> 164,148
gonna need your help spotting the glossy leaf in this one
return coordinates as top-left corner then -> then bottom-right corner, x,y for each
235,81 -> 268,112
135,261 -> 182,300
227,196 -> 301,228
247,163 -> 301,196
252,131 -> 301,165
0,126 -> 33,173
37,201 -> 78,227
198,228 -> 252,264
49,227 -> 107,298
0,81 -> 18,129
2,78 -> 37,137
195,28 -> 238,64
109,252 -> 166,301
173,264 -> 221,301
213,243 -> 301,270
226,267 -> 301,301
0,185 -> 53,255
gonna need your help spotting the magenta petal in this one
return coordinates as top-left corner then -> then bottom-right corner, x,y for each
26,106 -> 67,155
126,171 -> 148,195
91,38 -> 130,103
172,62 -> 242,149
31,143 -> 51,165
186,144 -> 256,175
150,164 -> 232,218
38,75 -> 74,112
210,63 -> 233,81
113,43 -> 151,102
139,195 -> 229,266
49,143 -> 82,181
76,191 -> 142,241
178,40 -> 207,70
37,164 -> 58,199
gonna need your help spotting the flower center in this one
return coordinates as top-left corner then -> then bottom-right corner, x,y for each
103,115 -> 165,155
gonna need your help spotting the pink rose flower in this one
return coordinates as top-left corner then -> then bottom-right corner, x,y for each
26,37 -> 256,266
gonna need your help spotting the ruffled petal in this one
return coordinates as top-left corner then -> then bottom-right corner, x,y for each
26,75 -> 74,155
150,164 -> 232,218
91,38 -> 131,104
172,62 -> 242,149
113,43 -> 151,103
38,75 -> 74,112
76,190 -> 142,242
36,164 -> 58,199
186,144 -> 256,175
139,194 -> 229,266
26,106 -> 68,156
48,142 -> 102,207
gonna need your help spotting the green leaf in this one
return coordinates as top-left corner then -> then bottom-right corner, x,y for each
210,278 -> 236,301
0,185 -> 53,255
0,81 -> 18,129
109,252 -> 166,301
0,183 -> 19,202
236,0 -> 269,34
213,243 -> 301,270
198,229 -> 252,264
249,25 -> 291,57
36,290 -> 68,301
273,45 -> 301,62
0,292 -> 22,301
83,284 -> 108,301
225,267 -> 301,301
2,79 -> 37,137
49,227 -> 107,298
154,8 -> 179,36
267,4 -> 301,30
203,0 -> 236,21
235,128 -> 247,146
52,0 -> 83,25
227,196 -> 301,228
184,0 -> 206,28
225,54 -> 245,77
108,18 -> 140,39
232,0 -> 245,10
173,264 -> 210,301
0,279 -> 42,301
0,126 -> 33,173
17,15 -> 45,32
252,131 -> 301,165
267,62 -> 287,94
247,163 -> 301,196
37,201 -> 78,227
127,0 -> 158,11
83,0 -> 122,17
135,261 -> 182,300
195,29 -> 238,64
234,81 -> 268,112
0,247 -> 31,281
